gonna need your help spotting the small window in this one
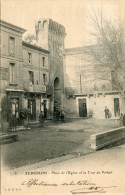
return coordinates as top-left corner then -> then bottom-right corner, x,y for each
43,73 -> 47,85
42,57 -> 45,67
29,71 -> 34,85
28,52 -> 32,64
10,63 -> 15,83
9,37 -> 15,55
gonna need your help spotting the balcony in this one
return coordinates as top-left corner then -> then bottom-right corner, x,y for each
23,82 -> 46,93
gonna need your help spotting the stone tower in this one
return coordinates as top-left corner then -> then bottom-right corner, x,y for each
35,18 -> 66,112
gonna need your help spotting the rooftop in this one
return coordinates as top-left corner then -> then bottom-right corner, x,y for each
22,41 -> 49,54
0,20 -> 26,34
65,45 -> 98,55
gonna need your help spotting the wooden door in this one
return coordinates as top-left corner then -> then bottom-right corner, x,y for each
79,98 -> 87,117
28,99 -> 36,120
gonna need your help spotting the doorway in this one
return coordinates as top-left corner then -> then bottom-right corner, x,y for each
10,98 -> 20,124
114,98 -> 120,117
43,100 -> 47,119
78,98 -> 87,117
28,99 -> 36,120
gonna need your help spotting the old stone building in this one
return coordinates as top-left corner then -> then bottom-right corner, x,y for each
22,41 -> 49,121
1,18 -> 124,126
1,20 -> 26,126
35,19 -> 66,113
64,46 -> 125,119
0,18 -> 66,127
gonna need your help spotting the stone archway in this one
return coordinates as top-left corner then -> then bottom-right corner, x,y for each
54,77 -> 61,112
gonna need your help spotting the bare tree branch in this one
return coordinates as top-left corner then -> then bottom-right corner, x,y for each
88,8 -> 124,93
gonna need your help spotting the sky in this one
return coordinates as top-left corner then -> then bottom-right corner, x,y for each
1,0 -> 125,48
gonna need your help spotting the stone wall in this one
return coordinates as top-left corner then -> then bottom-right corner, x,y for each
90,126 -> 125,150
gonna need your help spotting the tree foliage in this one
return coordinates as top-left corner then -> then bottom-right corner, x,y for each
24,33 -> 36,44
1,96 -> 10,122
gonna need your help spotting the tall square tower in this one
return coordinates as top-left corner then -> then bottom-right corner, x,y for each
35,18 -> 66,112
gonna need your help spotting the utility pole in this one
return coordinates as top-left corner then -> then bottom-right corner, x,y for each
80,74 -> 82,93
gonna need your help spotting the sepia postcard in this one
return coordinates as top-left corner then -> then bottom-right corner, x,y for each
1,0 -> 125,194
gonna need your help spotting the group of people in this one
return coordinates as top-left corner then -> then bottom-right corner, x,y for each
54,110 -> 65,122
39,109 -> 66,126
104,106 -> 125,126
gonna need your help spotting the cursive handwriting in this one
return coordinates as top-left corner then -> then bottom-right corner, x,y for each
71,186 -> 117,194
21,178 -> 117,194
21,179 -> 58,188
21,179 -> 96,188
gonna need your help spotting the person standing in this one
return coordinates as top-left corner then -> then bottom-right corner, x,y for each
60,110 -> 65,122
104,106 -> 109,119
123,113 -> 125,126
39,111 -> 44,127
44,108 -> 47,119
119,113 -> 123,127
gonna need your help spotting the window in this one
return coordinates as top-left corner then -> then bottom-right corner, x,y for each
9,37 -> 15,55
29,71 -> 34,85
28,52 -> 32,64
43,73 -> 47,85
10,63 -> 15,83
42,57 -> 45,67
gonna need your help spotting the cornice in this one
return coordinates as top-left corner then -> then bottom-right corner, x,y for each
0,20 -> 26,34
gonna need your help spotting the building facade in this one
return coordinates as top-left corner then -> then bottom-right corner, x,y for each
22,41 -> 49,121
64,46 -> 125,119
1,20 -> 26,126
0,19 -> 66,127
